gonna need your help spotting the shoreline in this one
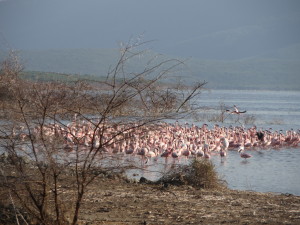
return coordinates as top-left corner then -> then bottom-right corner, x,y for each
1,167 -> 300,225
66,177 -> 300,224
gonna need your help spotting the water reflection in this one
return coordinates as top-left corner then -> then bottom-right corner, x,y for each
240,160 -> 250,165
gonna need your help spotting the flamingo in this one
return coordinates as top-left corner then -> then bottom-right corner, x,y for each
161,148 -> 171,163
137,147 -> 148,157
136,147 -> 149,164
181,149 -> 190,158
244,141 -> 252,148
238,146 -> 252,159
147,148 -> 158,158
125,148 -> 134,155
220,150 -> 227,157
204,152 -> 211,159
171,149 -> 180,162
195,148 -> 204,158
146,148 -> 159,162
220,137 -> 229,150
202,141 -> 211,158
226,105 -> 246,114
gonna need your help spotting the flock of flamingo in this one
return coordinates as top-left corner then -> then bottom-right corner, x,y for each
29,114 -> 300,164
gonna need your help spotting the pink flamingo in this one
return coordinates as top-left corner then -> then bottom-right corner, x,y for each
125,148 -> 134,155
238,146 -> 252,159
220,150 -> 227,157
203,141 -> 211,159
181,148 -> 190,158
204,152 -> 211,159
137,147 -> 148,163
161,148 -> 171,163
171,150 -> 180,162
196,149 -> 204,158
146,148 -> 159,162
220,137 -> 229,151
147,148 -> 158,158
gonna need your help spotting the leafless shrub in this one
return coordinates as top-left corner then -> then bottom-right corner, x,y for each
268,119 -> 284,125
192,102 -> 230,123
207,101 -> 230,123
242,114 -> 256,125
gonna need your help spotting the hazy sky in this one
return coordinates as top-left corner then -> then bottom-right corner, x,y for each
0,0 -> 300,59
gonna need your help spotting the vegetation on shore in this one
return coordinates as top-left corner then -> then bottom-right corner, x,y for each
156,159 -> 225,189
20,71 -> 104,83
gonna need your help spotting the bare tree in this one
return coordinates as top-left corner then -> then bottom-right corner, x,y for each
0,39 -> 206,224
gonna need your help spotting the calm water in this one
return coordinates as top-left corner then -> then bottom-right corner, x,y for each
128,90 -> 300,196
196,89 -> 300,129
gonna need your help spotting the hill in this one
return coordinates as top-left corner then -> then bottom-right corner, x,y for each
0,48 -> 299,90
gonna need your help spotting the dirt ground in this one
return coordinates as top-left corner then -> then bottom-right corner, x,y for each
77,178 -> 300,225
1,167 -> 300,225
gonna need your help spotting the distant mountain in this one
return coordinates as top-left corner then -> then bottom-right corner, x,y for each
0,48 -> 299,90
18,48 -> 120,76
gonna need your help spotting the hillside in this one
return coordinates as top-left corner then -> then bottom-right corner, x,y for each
0,48 -> 299,90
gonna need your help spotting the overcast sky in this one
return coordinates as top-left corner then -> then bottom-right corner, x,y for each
0,0 -> 299,59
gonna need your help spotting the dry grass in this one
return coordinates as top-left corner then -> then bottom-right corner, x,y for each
157,159 -> 225,189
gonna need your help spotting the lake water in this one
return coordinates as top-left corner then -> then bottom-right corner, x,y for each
127,90 -> 300,196
196,89 -> 300,129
